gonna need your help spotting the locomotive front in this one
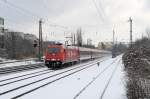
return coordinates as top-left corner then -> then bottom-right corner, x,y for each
45,44 -> 64,68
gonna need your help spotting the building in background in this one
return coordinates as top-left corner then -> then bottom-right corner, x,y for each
0,17 -> 38,58
5,31 -> 24,39
98,42 -> 113,50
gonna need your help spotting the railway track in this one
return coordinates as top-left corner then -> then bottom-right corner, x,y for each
73,58 -> 119,99
0,57 -> 104,76
0,58 -> 39,65
0,63 -> 45,75
0,60 -> 100,87
99,59 -> 121,99
0,58 -> 107,99
0,61 -> 96,86
0,56 -> 105,76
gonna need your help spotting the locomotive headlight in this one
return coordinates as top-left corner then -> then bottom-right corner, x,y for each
51,59 -> 56,61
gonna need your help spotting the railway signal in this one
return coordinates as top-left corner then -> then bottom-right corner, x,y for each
33,40 -> 37,48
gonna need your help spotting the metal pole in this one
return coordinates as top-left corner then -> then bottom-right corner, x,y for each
40,20 -> 43,58
39,19 -> 42,61
74,33 -> 76,46
129,17 -> 133,46
113,29 -> 115,45
112,29 -> 115,58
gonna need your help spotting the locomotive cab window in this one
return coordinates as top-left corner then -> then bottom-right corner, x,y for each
48,47 -> 60,53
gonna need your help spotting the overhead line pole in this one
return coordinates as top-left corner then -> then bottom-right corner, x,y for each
129,17 -> 133,46
39,19 -> 43,61
113,29 -> 115,45
112,29 -> 115,58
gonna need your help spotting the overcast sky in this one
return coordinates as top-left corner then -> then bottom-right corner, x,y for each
0,0 -> 150,46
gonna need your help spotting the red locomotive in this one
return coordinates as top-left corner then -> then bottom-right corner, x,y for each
45,43 -> 80,68
44,43 -> 110,68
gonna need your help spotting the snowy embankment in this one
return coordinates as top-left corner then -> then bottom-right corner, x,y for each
0,55 -> 126,99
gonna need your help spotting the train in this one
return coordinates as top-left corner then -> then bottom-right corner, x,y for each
44,43 -> 110,68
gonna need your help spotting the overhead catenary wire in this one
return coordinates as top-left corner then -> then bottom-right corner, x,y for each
3,17 -> 38,34
92,0 -> 104,22
0,2 -> 39,33
40,0 -> 50,15
1,0 -> 40,20
0,0 -> 40,33
97,0 -> 106,19
92,0 -> 112,29
0,0 -> 70,31
5,17 -> 69,34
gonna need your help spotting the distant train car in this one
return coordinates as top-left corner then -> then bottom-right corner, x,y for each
45,43 -> 110,68
78,47 -> 110,60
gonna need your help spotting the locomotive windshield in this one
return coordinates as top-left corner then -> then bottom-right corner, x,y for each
48,47 -> 60,53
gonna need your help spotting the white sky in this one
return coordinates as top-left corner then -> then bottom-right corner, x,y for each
0,0 -> 150,46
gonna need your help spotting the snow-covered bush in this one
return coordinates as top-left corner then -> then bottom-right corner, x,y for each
122,37 -> 150,99
123,37 -> 150,78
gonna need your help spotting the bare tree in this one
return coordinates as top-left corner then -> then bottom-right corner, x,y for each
76,28 -> 83,46
145,27 -> 150,38
4,32 -> 36,59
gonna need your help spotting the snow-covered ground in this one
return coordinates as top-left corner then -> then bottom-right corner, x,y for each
0,58 -> 42,69
0,55 -> 126,99
0,57 -> 7,62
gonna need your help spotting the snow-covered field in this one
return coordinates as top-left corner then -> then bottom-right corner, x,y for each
0,55 -> 126,99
